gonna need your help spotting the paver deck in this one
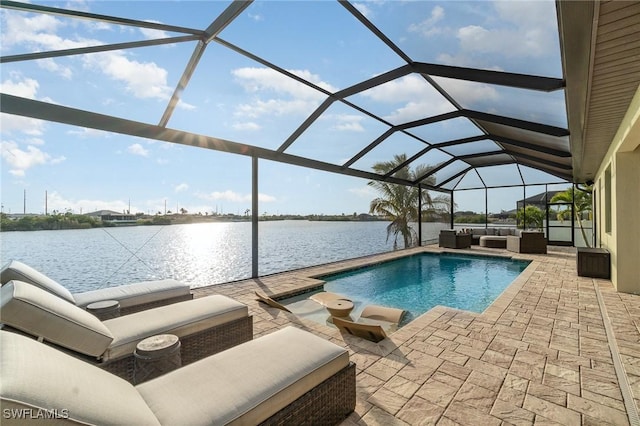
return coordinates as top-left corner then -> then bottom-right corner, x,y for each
192,245 -> 640,426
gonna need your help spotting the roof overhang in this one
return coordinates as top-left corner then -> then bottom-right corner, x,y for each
558,0 -> 640,183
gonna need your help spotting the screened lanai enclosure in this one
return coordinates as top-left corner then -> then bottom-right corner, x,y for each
1,0 -> 631,283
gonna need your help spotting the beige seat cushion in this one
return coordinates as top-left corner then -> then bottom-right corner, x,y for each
1,260 -> 75,304
101,295 -> 248,361
73,279 -> 191,309
137,326 -> 349,425
0,281 -> 114,357
0,331 -> 160,425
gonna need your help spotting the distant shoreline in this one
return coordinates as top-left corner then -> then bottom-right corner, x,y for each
0,213 -> 386,232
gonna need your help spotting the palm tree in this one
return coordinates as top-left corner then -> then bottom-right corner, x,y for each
550,185 -> 593,247
516,205 -> 544,229
368,154 -> 447,249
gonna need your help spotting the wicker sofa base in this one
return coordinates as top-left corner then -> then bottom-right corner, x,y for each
98,315 -> 253,382
260,362 -> 356,426
118,293 -> 194,316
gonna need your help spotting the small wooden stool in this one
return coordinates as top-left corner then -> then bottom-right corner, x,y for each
86,300 -> 120,320
134,334 -> 182,384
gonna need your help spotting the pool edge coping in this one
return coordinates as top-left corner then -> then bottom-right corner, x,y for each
260,247 -> 539,348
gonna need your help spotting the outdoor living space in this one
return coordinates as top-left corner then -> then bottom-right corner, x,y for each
192,245 -> 640,426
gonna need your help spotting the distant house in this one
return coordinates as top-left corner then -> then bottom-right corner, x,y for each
516,191 -> 564,211
85,210 -> 137,225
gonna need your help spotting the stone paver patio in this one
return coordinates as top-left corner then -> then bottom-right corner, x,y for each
192,245 -> 640,426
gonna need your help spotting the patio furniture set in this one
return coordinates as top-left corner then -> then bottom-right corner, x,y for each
0,261 -> 356,425
439,228 -> 547,253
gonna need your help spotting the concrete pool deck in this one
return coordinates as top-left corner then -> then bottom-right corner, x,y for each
192,245 -> 640,425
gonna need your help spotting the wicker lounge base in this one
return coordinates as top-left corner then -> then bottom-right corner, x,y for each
506,232 -> 547,254
98,315 -> 253,382
260,362 -> 356,425
2,326 -> 355,425
119,293 -> 194,316
439,230 -> 472,249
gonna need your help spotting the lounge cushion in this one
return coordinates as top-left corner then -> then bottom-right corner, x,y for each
102,295 -> 248,361
0,281 -> 114,357
137,326 -> 349,425
1,260 -> 75,304
498,228 -> 512,236
0,331 -> 160,425
73,279 -> 191,309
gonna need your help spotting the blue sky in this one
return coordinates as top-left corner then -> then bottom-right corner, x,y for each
1,0 -> 569,216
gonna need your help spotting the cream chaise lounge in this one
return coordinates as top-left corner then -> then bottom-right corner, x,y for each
1,260 -> 193,315
1,327 -> 355,425
0,280 -> 253,383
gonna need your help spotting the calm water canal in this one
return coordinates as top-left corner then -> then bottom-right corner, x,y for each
1,221 -> 448,292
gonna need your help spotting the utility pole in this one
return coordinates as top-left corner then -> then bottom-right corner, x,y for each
23,189 -> 26,214
45,190 -> 48,215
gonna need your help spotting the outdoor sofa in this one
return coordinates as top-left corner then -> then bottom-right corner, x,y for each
0,280 -> 253,383
1,260 -> 193,315
1,326 -> 356,425
458,227 -> 546,250
466,227 -> 521,245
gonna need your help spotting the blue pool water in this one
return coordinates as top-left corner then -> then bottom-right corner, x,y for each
317,253 -> 530,325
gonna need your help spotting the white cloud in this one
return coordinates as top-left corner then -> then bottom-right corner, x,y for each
248,13 -> 263,22
353,3 -> 373,19
361,74 -> 456,123
233,67 -> 335,98
432,77 -> 500,106
436,53 -> 503,71
408,6 -> 445,37
2,10 -> 173,101
0,75 -> 47,136
235,98 -> 318,119
1,74 -> 39,98
127,143 -> 149,156
37,58 -> 73,79
1,141 -> 66,176
333,122 -> 364,132
45,191 -> 131,214
329,114 -> 365,132
197,190 -> 276,203
139,21 -> 170,40
1,13 -> 67,49
455,1 -> 557,58
177,100 -> 196,111
84,52 -> 172,100
231,67 -> 334,119
232,121 -> 261,131
66,127 -> 110,138
25,137 -> 45,146
174,183 -> 189,192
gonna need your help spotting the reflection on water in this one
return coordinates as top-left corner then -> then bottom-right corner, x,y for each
1,221 -> 447,292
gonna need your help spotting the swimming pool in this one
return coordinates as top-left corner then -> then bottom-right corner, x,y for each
283,252 -> 530,326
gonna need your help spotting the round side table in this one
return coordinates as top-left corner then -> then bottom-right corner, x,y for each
134,334 -> 182,384
86,300 -> 120,321
325,299 -> 354,320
